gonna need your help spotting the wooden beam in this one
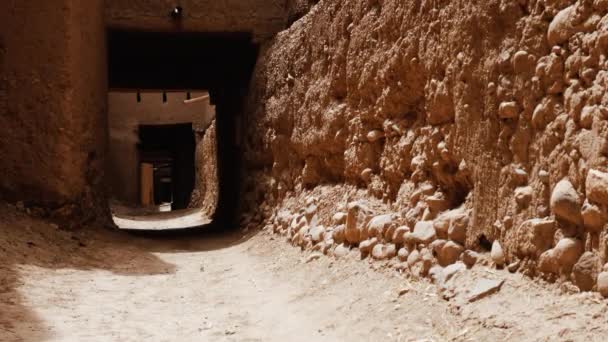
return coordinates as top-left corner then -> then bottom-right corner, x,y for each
183,94 -> 210,104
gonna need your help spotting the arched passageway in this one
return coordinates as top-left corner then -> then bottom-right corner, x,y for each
107,30 -> 258,231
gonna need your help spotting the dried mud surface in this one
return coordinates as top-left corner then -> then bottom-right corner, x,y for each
244,0 -> 608,295
190,120 -> 219,216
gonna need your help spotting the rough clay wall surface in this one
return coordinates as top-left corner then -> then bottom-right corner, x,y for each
246,0 -> 608,293
190,120 -> 218,217
0,1 -> 107,220
106,0 -> 286,41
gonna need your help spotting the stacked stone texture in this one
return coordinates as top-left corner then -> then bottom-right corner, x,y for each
245,0 -> 608,296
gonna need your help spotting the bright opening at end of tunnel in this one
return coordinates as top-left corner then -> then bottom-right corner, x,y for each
107,90 -> 216,230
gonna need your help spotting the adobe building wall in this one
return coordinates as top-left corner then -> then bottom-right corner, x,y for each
0,1 -> 286,221
0,1 -> 107,219
105,0 -> 286,42
190,120 -> 219,217
246,0 -> 608,293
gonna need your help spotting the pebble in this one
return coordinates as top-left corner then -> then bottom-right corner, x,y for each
438,241 -> 464,266
332,225 -> 346,244
332,212 -> 347,225
498,101 -> 520,119
409,221 -> 436,245
305,253 -> 322,263
367,130 -> 385,142
367,214 -> 395,238
407,249 -> 421,266
554,238 -> 584,271
361,168 -> 373,182
461,250 -> 479,268
586,169 -> 608,206
538,170 -> 550,184
491,240 -> 506,267
392,226 -> 410,245
572,252 -> 600,291
507,261 -> 520,273
309,225 -> 325,243
359,238 -> 379,255
371,243 -> 396,260
597,272 -> 608,297
333,244 -> 350,258
397,247 -> 409,262
581,200 -> 605,232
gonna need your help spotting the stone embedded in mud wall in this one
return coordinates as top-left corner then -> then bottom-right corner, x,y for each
265,192 -> 474,271
359,237 -> 378,256
512,218 -> 556,259
461,250 -> 479,268
366,130 -> 385,143
581,200 -> 606,232
539,249 -> 560,275
498,101 -> 521,119
436,241 -> 464,267
547,5 -> 582,47
360,168 -> 373,183
539,238 -> 585,276
248,0 -> 608,297
309,225 -> 326,243
391,226 -> 410,245
448,212 -> 469,245
586,169 -> 608,205
332,212 -> 347,225
366,213 -> 397,238
332,225 -> 346,244
550,179 -> 582,225
580,105 -> 599,129
514,186 -> 533,209
572,252 -> 600,291
345,201 -> 373,244
512,50 -> 537,74
371,243 -> 397,260
397,247 -> 409,262
407,221 -> 437,246
554,238 -> 584,271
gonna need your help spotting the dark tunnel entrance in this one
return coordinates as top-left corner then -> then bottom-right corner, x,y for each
138,123 -> 195,211
107,30 -> 258,229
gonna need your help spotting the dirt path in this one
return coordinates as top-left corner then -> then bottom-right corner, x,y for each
2,205 -> 608,341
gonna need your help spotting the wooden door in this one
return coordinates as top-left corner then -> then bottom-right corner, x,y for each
140,162 -> 154,206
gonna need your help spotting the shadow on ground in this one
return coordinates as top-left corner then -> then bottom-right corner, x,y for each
0,203 -> 253,341
123,217 -> 258,254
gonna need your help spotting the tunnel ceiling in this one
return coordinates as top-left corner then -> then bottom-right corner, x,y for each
108,30 -> 259,92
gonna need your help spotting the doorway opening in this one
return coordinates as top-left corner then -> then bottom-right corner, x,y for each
138,123 -> 195,211
106,30 -> 258,229
106,90 -> 215,216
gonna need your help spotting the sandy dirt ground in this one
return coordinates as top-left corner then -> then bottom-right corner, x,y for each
2,203 -> 608,341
